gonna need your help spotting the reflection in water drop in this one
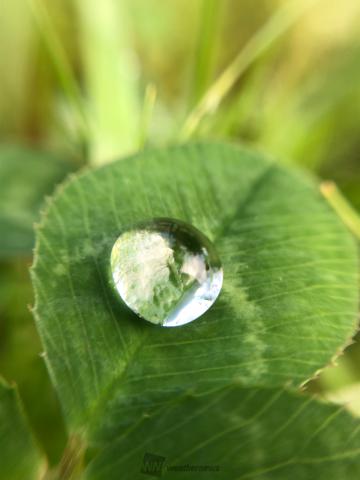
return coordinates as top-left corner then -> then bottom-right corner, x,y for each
110,218 -> 223,327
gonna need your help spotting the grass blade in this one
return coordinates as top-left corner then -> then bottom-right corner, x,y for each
190,0 -> 223,106
180,0 -> 321,139
27,0 -> 90,146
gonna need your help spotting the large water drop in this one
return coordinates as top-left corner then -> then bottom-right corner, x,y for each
110,218 -> 223,327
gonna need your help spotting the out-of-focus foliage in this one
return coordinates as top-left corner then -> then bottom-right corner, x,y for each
0,378 -> 45,480
0,146 -> 74,257
0,0 -> 359,472
0,261 -> 66,464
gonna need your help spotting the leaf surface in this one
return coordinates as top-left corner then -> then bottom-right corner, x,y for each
31,143 -> 359,437
84,385 -> 360,480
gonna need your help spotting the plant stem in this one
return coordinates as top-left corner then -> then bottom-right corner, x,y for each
75,0 -> 141,166
138,84 -> 157,149
320,181 -> 360,240
56,435 -> 85,480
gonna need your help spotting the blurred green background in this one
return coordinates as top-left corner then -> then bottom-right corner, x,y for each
0,0 -> 359,466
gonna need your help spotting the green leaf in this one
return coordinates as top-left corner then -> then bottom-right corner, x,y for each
0,378 -> 45,480
0,145 -> 73,257
83,385 -> 360,480
31,142 -> 358,436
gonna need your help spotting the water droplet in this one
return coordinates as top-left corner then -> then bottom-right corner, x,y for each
110,218 -> 223,327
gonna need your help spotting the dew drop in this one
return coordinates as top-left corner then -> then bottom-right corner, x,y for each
110,218 -> 223,327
